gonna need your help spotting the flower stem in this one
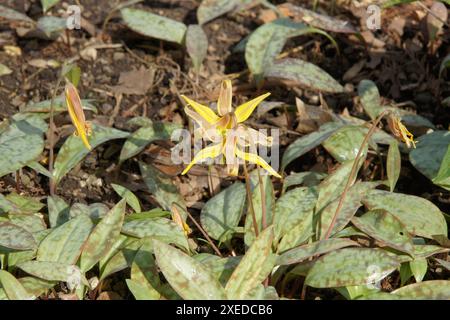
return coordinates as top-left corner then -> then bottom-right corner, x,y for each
323,111 -> 388,240
257,165 -> 267,230
243,161 -> 259,238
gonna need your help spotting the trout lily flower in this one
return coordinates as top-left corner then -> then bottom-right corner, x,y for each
65,81 -> 92,150
181,80 -> 281,178
387,115 -> 416,148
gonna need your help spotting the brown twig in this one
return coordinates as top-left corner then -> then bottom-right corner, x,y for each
323,111 -> 388,240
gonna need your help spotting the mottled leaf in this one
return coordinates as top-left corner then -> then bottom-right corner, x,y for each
9,213 -> 46,233
392,281 -> 450,299
362,190 -> 448,239
358,80 -> 384,120
194,254 -> 241,286
0,5 -> 34,23
0,222 -> 36,251
18,261 -> 86,285
282,171 -> 327,193
225,226 -> 275,299
305,248 -> 400,288
316,160 -> 358,213
139,162 -> 186,211
121,8 -> 187,44
409,131 -> 450,191
37,213 -> 93,264
352,209 -> 414,254
121,217 -> 189,251
317,181 -> 379,239
0,116 -> 47,178
80,200 -> 126,272
201,182 -> 246,242
53,124 -> 129,184
277,238 -> 358,266
0,270 -> 34,300
186,25 -> 208,72
119,122 -> 180,162
266,58 -> 344,93
322,125 -> 367,163
410,258 -> 427,283
387,140 -> 401,192
282,122 -> 342,170
47,195 -> 70,228
273,186 -> 317,244
112,184 -> 141,213
153,240 -> 227,300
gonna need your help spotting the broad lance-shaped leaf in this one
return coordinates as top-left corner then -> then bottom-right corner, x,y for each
305,248 -> 400,288
0,115 -> 47,178
70,202 -> 109,220
277,238 -> 358,266
0,270 -> 34,300
391,280 -> 450,299
112,184 -> 141,213
387,140 -> 401,192
22,97 -> 97,115
317,181 -> 379,239
352,210 -> 414,254
197,0 -> 247,25
282,171 -> 327,192
322,125 -> 367,163
47,195 -> 70,228
273,186 -> 317,245
245,18 -> 337,85
153,239 -> 227,300
186,25 -> 208,73
37,213 -> 93,264
266,58 -> 344,93
279,3 -> 357,33
121,217 -> 189,251
244,172 -> 275,246
17,261 -> 88,286
0,222 -> 36,251
194,254 -> 242,286
53,124 -> 129,184
119,122 -> 181,162
409,131 -> 450,191
0,5 -> 35,23
282,121 -> 343,170
80,199 -> 126,273
358,80 -> 384,120
139,162 -> 186,211
225,226 -> 276,299
201,182 -> 246,242
362,190 -> 447,239
316,159 -> 360,214
121,8 -> 187,44
434,143 -> 450,190
5,192 -> 44,213
9,214 -> 46,233
129,238 -> 161,300
99,237 -> 142,281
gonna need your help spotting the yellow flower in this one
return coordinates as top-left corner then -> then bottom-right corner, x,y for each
181,80 -> 281,178
387,115 -> 417,148
65,81 -> 92,150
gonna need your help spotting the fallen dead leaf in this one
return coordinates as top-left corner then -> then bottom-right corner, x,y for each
112,66 -> 155,95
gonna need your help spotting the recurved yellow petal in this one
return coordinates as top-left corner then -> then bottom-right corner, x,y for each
65,82 -> 92,150
217,80 -> 233,116
235,147 -> 281,178
182,143 -> 223,175
234,92 -> 270,123
181,95 -> 219,124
